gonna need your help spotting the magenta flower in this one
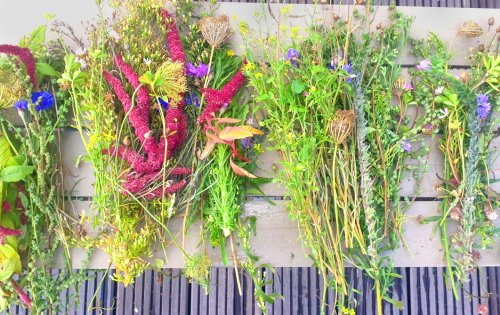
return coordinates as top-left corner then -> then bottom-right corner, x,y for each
416,59 -> 432,71
0,45 -> 38,89
0,225 -> 22,244
10,279 -> 31,310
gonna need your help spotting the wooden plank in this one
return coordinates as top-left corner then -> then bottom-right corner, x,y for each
209,268 -> 218,315
161,271 -> 172,315
272,268 -> 283,315
170,270 -> 181,315
217,268 -> 227,315
133,272 -> 145,314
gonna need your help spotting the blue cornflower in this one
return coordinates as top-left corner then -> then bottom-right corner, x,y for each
14,100 -> 28,110
477,94 -> 491,120
285,48 -> 300,67
186,92 -> 200,107
31,91 -> 54,111
157,97 -> 169,110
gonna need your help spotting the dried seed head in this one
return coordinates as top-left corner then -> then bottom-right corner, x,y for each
471,250 -> 481,262
459,72 -> 471,83
329,110 -> 356,145
333,13 -> 340,21
488,17 -> 495,26
450,206 -> 462,221
484,205 -> 498,221
199,15 -> 231,48
478,44 -> 485,52
356,0 -> 364,4
392,77 -> 407,97
376,23 -> 382,30
123,136 -> 131,147
459,21 -> 483,38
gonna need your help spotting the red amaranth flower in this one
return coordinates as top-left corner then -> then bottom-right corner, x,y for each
10,279 -> 31,310
102,11 -> 191,199
0,45 -> 37,89
198,69 -> 245,123
2,202 -> 11,213
161,9 -> 186,108
0,225 -> 22,244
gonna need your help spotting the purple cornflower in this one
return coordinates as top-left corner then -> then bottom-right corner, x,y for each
186,62 -> 210,78
285,48 -> 300,67
14,100 -> 28,110
401,139 -> 412,153
31,91 -> 54,111
416,59 -> 432,71
477,94 -> 491,120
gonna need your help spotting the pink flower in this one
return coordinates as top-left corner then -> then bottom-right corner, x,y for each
0,45 -> 37,88
0,225 -> 22,244
478,304 -> 489,315
435,86 -> 444,95
2,202 -> 11,213
403,83 -> 413,91
10,279 -> 31,310
416,59 -> 431,71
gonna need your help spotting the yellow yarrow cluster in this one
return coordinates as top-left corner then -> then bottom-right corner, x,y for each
155,61 -> 187,105
0,68 -> 26,108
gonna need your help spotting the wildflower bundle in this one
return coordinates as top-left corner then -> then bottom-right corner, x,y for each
411,22 -> 499,295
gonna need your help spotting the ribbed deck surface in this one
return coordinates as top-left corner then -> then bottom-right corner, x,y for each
8,267 -> 499,315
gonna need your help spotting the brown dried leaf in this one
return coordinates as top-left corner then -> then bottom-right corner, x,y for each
230,158 -> 257,178
199,141 -> 216,160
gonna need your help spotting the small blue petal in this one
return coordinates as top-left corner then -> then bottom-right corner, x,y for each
14,100 -> 28,110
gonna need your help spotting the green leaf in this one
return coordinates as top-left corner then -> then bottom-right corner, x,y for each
19,25 -> 46,52
291,80 -> 305,94
0,244 -> 22,281
0,137 -> 12,169
154,259 -> 164,269
36,62 -> 59,77
0,165 -> 34,182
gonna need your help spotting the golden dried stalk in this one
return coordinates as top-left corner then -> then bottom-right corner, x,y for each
392,76 -> 406,97
459,21 -> 483,38
199,15 -> 231,48
329,110 -> 356,145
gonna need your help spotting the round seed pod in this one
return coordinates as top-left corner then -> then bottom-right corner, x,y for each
459,21 -> 483,38
199,15 -> 231,48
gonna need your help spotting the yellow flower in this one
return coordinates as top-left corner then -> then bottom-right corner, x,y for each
449,119 -> 461,130
280,5 -> 292,15
227,50 -> 235,57
239,21 -> 249,36
244,61 -> 255,71
310,86 -> 317,93
290,26 -> 300,39
255,72 -> 264,79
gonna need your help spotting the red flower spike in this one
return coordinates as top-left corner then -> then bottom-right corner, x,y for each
198,69 -> 245,123
10,279 -> 31,310
0,225 -> 22,244
101,11 -> 191,199
0,45 -> 37,89
161,9 -> 187,108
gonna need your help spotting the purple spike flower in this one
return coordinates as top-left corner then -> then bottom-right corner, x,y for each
477,94 -> 491,120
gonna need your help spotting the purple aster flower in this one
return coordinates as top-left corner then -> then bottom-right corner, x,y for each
477,94 -> 491,120
196,63 -> 209,77
31,91 -> 54,111
186,63 -> 198,77
186,92 -> 200,107
401,139 -> 411,153
285,48 -> 300,67
14,100 -> 28,110
186,62 -> 210,78
157,97 -> 169,110
416,59 -> 432,71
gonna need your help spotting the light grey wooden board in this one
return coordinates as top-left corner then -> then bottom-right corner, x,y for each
61,199 -> 500,268
0,3 -> 496,66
